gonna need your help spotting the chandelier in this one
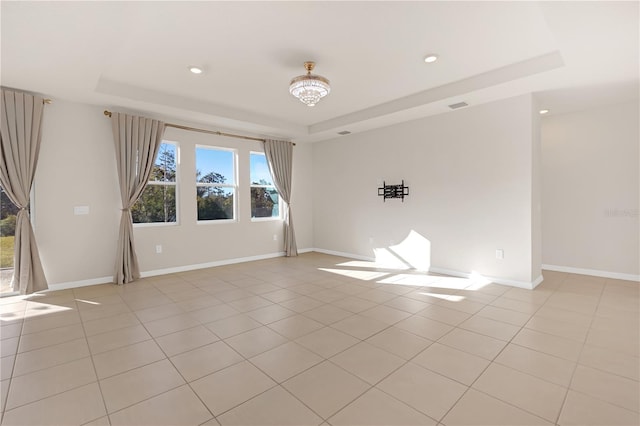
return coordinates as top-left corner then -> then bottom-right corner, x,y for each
289,62 -> 330,107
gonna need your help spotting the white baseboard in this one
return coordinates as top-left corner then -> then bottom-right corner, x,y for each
311,248 -> 376,262
1,276 -> 115,298
542,264 -> 640,282
4,248 -> 556,298
312,247 -> 542,289
429,267 -> 543,290
140,251 -> 287,278
531,274 -> 545,289
35,276 -> 113,293
19,250 -> 314,296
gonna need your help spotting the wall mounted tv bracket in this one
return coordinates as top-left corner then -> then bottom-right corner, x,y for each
378,180 -> 409,202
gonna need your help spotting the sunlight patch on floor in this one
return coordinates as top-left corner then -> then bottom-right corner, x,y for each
417,292 -> 466,302
376,274 -> 443,287
318,268 -> 388,281
75,299 -> 101,306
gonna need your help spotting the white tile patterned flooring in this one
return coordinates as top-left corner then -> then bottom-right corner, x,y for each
0,252 -> 638,425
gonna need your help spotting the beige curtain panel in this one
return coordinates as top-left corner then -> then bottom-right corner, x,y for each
111,112 -> 165,284
264,139 -> 298,256
0,89 -> 48,294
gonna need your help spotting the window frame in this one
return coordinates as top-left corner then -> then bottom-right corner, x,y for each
195,145 -> 238,224
132,140 -> 179,228
249,151 -> 282,222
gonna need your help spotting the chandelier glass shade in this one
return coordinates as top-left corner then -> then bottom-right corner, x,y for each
289,62 -> 330,107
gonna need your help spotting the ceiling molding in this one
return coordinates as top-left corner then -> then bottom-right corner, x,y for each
309,51 -> 564,135
3,2 -> 636,144
95,78 -> 307,138
95,51 -> 564,143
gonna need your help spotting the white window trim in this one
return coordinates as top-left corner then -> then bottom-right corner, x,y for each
196,183 -> 236,189
195,145 -> 238,223
133,140 -> 180,227
133,221 -> 178,228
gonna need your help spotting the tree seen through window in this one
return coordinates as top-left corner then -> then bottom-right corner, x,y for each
131,142 -> 178,224
196,147 -> 236,221
250,152 -> 279,219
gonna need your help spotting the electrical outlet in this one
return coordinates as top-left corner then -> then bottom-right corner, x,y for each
155,245 -> 162,254
369,237 -> 374,244
495,249 -> 504,260
273,234 -> 278,241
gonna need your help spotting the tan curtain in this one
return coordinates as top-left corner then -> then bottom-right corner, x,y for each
111,112 -> 164,284
0,89 -> 48,294
264,139 -> 297,256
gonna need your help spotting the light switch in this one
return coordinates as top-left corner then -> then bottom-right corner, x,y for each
74,206 -> 89,215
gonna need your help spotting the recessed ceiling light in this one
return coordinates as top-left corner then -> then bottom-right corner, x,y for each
424,54 -> 439,63
189,66 -> 203,74
539,109 -> 550,115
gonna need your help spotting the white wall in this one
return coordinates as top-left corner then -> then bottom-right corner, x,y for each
36,101 -> 120,285
33,99 -> 313,286
541,101 -> 640,278
30,96 -> 639,289
133,127 -> 314,273
531,97 -> 543,281
312,94 -> 540,287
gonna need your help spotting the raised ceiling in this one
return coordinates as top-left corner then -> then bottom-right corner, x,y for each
2,1 -> 638,142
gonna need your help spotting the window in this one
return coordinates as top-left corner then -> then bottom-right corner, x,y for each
196,146 -> 236,221
250,152 -> 280,220
0,185 -> 18,292
132,142 -> 178,224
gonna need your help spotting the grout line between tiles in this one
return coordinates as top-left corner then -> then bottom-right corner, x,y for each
553,277 -> 606,425
573,349 -> 640,382
432,285 -> 553,424
1,256 -> 638,426
161,349 -> 219,425
9,337 -> 91,378
1,363 -> 98,413
102,380 -> 186,419
0,308 -> 26,424
282,378 -> 372,424
78,303 -> 111,425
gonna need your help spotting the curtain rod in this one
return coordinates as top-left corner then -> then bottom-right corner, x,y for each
103,110 -> 294,146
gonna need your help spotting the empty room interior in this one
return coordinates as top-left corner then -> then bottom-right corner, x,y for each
0,2 -> 638,426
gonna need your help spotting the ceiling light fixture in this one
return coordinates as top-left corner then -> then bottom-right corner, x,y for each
424,54 -> 439,63
539,109 -> 550,114
189,66 -> 203,74
289,62 -> 330,107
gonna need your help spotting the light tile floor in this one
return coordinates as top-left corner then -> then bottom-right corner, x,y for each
0,252 -> 638,425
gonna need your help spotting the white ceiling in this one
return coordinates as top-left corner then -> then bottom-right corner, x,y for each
2,1 -> 638,143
